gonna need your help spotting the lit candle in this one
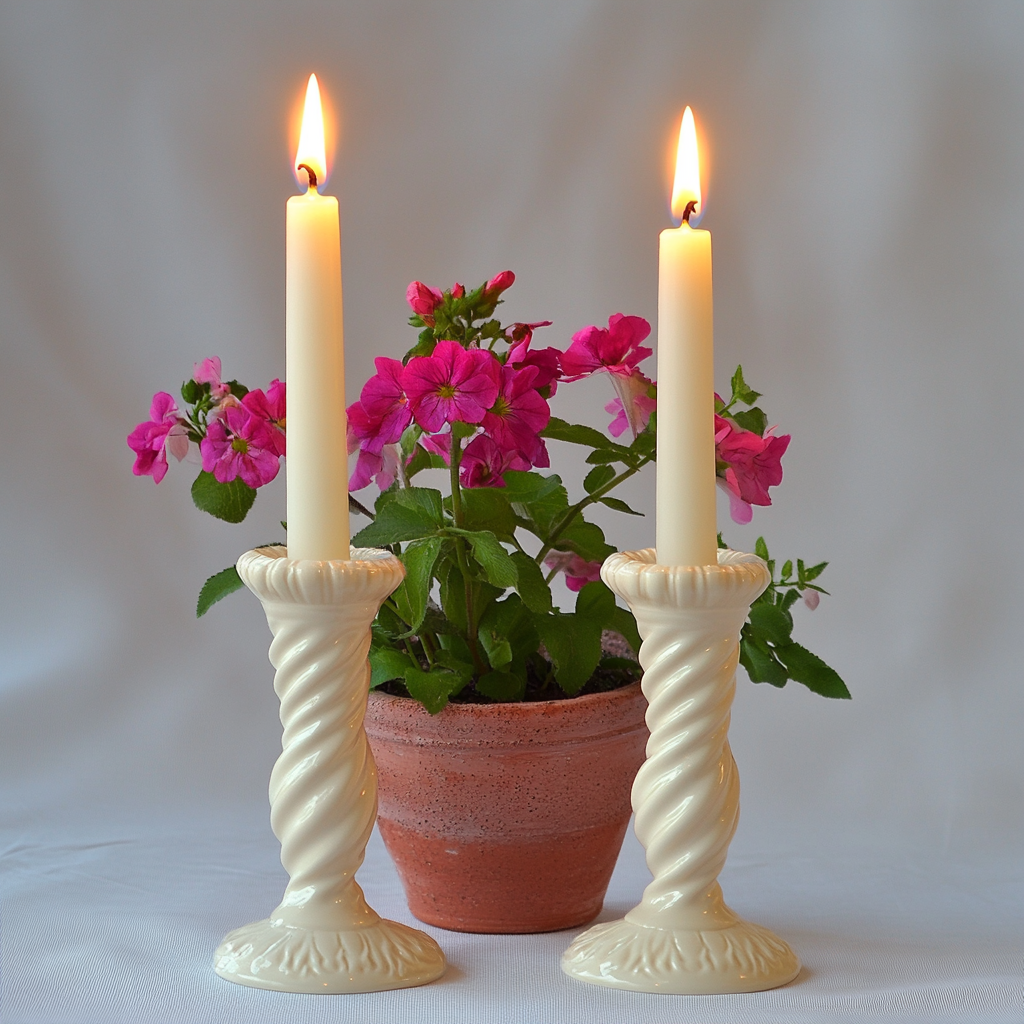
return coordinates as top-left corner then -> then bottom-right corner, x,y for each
286,74 -> 350,561
655,106 -> 718,568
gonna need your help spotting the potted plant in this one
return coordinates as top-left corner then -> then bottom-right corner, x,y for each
129,271 -> 847,934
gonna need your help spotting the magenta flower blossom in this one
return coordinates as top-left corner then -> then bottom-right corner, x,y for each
507,321 -> 560,395
127,392 -> 187,484
452,282 -> 465,298
714,414 -> 790,523
544,551 -> 603,593
350,444 -> 400,492
404,340 -> 501,432
605,370 -> 657,438
358,357 -> 412,449
406,281 -> 444,317
560,314 -> 652,381
484,270 -> 515,298
482,363 -> 551,455
420,430 -> 452,465
200,406 -> 281,488
460,434 -> 530,488
193,356 -> 232,400
242,379 -> 286,457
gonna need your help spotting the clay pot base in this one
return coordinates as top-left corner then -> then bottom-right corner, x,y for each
379,818 -> 631,934
366,682 -> 648,935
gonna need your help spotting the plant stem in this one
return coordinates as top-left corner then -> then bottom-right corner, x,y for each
535,455 -> 653,564
448,434 -> 487,676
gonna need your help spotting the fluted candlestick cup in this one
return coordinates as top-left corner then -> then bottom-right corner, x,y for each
562,548 -> 800,994
213,546 -> 446,994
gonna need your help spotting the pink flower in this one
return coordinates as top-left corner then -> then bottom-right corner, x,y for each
484,270 -> 515,298
560,314 -> 652,381
193,356 -> 231,400
452,282 -> 465,299
403,340 -> 501,432
406,281 -> 444,317
605,370 -> 657,438
358,357 -> 411,449
420,430 -> 453,465
713,415 -> 790,523
507,321 -> 561,394
460,434 -> 529,488
127,392 -> 186,484
349,444 -> 400,492
242,379 -> 286,457
803,589 -> 820,611
200,406 -> 281,488
482,363 -> 551,456
544,551 -> 603,592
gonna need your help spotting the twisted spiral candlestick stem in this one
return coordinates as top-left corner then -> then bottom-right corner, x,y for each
562,548 -> 800,994
213,547 -> 446,993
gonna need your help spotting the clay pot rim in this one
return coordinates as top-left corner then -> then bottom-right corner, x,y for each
365,679 -> 647,747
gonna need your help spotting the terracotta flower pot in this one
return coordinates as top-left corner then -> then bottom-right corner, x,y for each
364,683 -> 648,934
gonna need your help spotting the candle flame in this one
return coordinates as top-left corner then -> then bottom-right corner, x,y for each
295,74 -> 327,190
670,106 -> 702,224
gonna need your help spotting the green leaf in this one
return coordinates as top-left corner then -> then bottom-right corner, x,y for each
516,483 -> 570,535
510,552 -> 552,613
732,407 -> 768,437
450,419 -> 477,440
369,648 -> 414,689
476,670 -> 526,702
352,502 -> 438,546
586,448 -> 628,465
558,518 -> 615,562
599,496 -> 644,516
451,529 -> 518,589
609,606 -> 642,656
196,565 -> 245,617
575,580 -> 616,628
781,560 -> 793,580
501,471 -> 562,503
754,536 -> 770,562
804,561 -> 828,582
543,416 -> 624,451
181,378 -> 202,404
478,624 -> 513,669
717,531 -> 727,549
393,487 -> 445,525
584,464 -> 616,494
460,488 -> 518,541
404,666 -> 470,715
191,471 -> 256,524
730,365 -> 762,406
739,632 -> 789,687
774,643 -> 851,699
534,612 -> 603,696
393,537 -> 444,632
748,602 -> 794,645
438,558 -> 468,633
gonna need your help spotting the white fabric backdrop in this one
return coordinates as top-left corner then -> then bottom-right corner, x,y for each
1,3 -> 1022,1022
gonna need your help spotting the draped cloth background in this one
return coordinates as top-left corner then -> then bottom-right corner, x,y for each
1,3 -> 1021,1022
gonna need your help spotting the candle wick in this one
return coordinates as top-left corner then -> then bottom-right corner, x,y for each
681,199 -> 698,224
297,163 -> 318,190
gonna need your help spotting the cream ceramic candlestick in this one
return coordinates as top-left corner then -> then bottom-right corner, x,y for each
213,546 -> 446,993
562,548 -> 800,994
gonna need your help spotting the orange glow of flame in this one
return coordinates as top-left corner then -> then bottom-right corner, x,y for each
670,106 -> 702,223
294,74 -> 328,189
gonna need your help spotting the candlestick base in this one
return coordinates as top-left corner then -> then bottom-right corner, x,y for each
213,916 -> 446,994
212,546 -> 446,994
561,548 -> 799,995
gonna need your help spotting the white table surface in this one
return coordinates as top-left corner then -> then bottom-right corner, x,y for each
2,805 -> 1021,1024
